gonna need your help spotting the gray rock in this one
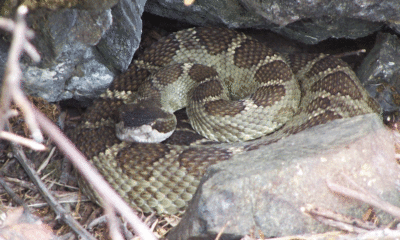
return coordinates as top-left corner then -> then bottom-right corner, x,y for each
0,38 -> 9,81
273,17 -> 382,45
75,0 -> 120,11
22,8 -> 113,102
0,0 -> 119,12
0,0 -> 146,103
357,32 -> 400,113
168,114 -> 399,239
62,47 -> 114,103
97,0 -> 146,72
145,0 -> 398,44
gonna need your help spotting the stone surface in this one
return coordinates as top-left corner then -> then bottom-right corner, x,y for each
358,32 -> 400,114
2,0 -> 398,105
168,114 -> 399,239
20,8 -> 113,103
97,0 -> 145,72
0,0 -> 145,104
1,0 -> 119,13
145,0 -> 398,44
0,38 -> 8,81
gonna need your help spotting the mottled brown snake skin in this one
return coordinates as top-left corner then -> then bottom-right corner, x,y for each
68,27 -> 381,215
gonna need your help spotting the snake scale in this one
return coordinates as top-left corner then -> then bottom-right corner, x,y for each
68,27 -> 381,215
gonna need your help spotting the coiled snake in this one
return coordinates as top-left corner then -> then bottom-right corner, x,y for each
68,27 -> 380,215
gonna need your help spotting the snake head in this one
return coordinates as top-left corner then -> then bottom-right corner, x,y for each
115,101 -> 177,143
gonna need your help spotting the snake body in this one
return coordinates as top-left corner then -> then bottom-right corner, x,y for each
68,27 -> 380,214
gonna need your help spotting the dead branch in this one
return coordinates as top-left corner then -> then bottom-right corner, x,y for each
249,229 -> 400,239
0,5 -> 44,148
0,5 -> 157,239
0,174 -> 28,208
11,143 -> 96,240
302,205 -> 378,233
0,131 -> 45,151
33,108 -> 157,240
327,178 -> 400,219
0,7 -> 93,238
105,205 -> 125,240
334,49 -> 366,58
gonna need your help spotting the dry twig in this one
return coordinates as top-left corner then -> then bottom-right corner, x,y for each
327,177 -> 400,219
215,221 -> 230,240
0,6 -> 44,148
11,143 -> 96,240
302,205 -> 377,234
0,5 -> 157,239
34,108 -> 157,240
0,174 -> 28,208
105,204 -> 124,240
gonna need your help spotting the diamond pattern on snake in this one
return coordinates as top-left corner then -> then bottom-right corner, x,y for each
67,27 -> 381,214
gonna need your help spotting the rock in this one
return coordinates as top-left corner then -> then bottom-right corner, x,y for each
357,32 -> 400,114
0,0 -> 119,13
62,47 -> 115,102
22,8 -> 113,103
168,114 -> 399,239
145,0 -> 399,44
0,0 -> 145,104
96,0 -> 146,72
75,0 -> 120,11
0,38 -> 8,81
2,0 -> 398,104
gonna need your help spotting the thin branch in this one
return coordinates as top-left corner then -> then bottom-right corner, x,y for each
215,221 -> 230,240
11,143 -> 96,240
12,84 -> 43,142
0,174 -> 29,208
105,204 -> 125,240
22,41 -> 41,62
87,215 -> 108,230
0,16 -> 40,61
327,179 -> 400,219
0,5 -> 156,239
1,109 -> 19,120
37,147 -> 56,174
258,229 -> 400,240
334,49 -> 366,58
0,17 -> 35,39
33,107 -> 158,240
302,205 -> 377,233
0,5 -> 43,144
0,131 -> 45,150
0,176 -> 36,190
313,217 -> 368,233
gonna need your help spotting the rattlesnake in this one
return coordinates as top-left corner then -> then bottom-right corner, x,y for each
68,27 -> 381,215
